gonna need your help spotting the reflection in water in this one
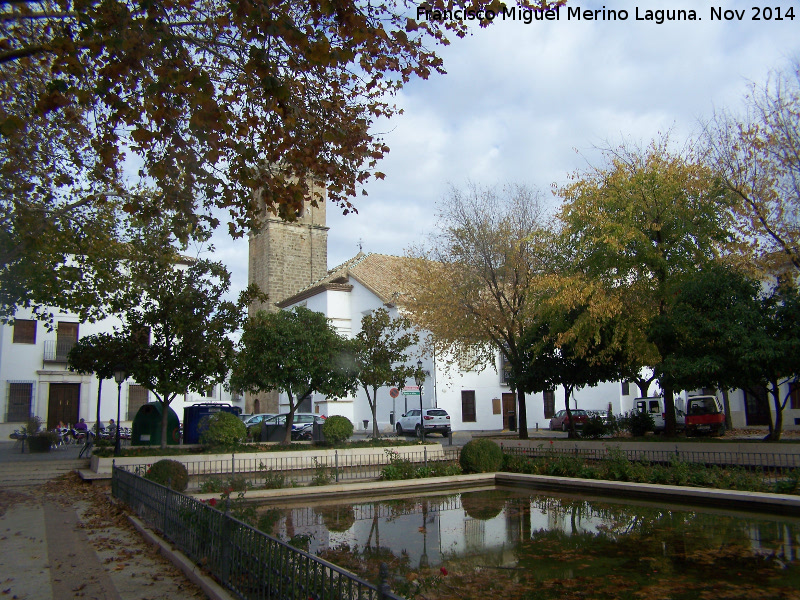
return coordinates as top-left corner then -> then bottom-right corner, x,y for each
255,490 -> 800,599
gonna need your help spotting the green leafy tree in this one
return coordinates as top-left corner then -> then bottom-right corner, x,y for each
652,264 -> 800,440
231,307 -> 357,444
404,183 -> 555,440
67,332 -> 137,435
516,281 -> 627,438
557,135 -> 738,434
351,308 -> 419,438
113,223 -> 256,449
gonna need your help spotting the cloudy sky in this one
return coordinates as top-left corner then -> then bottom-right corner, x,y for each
210,0 -> 800,296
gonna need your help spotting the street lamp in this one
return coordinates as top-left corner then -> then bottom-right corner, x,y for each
414,359 -> 425,442
113,364 -> 127,456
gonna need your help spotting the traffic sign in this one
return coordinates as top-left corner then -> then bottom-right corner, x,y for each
389,388 -> 399,398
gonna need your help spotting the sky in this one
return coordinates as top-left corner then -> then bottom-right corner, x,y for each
208,0 -> 800,297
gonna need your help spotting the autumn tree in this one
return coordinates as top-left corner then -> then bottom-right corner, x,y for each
705,59 -> 800,273
514,275 -> 628,438
404,183 -> 555,440
351,308 -> 419,438
230,307 -> 357,444
557,136 -> 739,435
0,0 -> 555,321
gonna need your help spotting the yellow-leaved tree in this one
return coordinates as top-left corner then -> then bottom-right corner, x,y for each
556,135 -> 740,435
403,183 -> 556,440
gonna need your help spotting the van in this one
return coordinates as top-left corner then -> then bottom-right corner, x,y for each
685,395 -> 726,436
634,397 -> 685,432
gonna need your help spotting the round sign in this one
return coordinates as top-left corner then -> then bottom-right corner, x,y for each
389,388 -> 399,398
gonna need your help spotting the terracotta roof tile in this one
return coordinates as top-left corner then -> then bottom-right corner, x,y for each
277,252 -> 411,307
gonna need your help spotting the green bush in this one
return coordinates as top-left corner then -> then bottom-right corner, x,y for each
580,415 -> 607,439
199,411 -> 246,448
459,438 -> 503,474
627,410 -> 654,437
145,459 -> 189,491
379,450 -> 417,480
322,415 -> 353,444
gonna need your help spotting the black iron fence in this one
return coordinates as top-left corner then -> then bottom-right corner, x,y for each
501,444 -> 800,484
112,466 -> 406,600
119,447 -> 462,490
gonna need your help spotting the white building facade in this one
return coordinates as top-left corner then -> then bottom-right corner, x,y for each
0,304 -> 243,439
275,252 -> 639,434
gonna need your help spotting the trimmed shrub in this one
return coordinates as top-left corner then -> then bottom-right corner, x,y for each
580,415 -> 607,439
322,415 -> 353,444
459,438 -> 503,474
628,410 -> 654,437
146,459 -> 189,491
199,411 -> 246,448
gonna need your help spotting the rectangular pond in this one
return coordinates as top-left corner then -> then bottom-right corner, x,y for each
248,488 -> 800,600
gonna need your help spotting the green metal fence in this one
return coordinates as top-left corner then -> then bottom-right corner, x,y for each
112,465 -> 405,600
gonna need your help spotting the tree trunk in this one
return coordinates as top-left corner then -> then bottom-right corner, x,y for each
721,388 -> 733,430
283,401 -> 295,445
565,386 -> 577,439
516,387 -> 528,440
663,384 -> 676,436
370,388 -> 380,438
95,378 -> 103,438
767,380 -> 783,441
160,397 -> 169,449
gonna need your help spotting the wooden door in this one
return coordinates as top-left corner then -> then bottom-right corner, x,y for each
48,383 -> 80,429
502,392 -> 517,431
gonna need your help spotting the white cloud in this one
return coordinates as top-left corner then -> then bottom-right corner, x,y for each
212,0 -> 800,295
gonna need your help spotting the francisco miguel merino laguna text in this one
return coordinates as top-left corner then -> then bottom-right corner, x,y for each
416,5 -> 796,24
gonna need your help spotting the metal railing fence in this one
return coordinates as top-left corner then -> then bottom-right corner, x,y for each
112,466 -> 405,600
118,448 -> 462,490
501,444 -> 800,484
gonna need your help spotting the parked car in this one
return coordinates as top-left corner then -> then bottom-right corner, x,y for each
586,410 -> 610,425
242,413 -> 277,427
549,409 -> 589,431
634,397 -> 686,432
239,413 -> 252,422
685,395 -> 726,436
250,413 -> 325,438
396,408 -> 451,437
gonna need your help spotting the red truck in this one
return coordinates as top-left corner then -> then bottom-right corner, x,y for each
685,395 -> 726,437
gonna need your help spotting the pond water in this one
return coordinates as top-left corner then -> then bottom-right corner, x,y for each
252,488 -> 800,600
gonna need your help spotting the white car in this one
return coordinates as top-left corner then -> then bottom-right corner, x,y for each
396,408 -> 451,437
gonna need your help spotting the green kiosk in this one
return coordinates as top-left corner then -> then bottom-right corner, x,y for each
131,402 -> 181,446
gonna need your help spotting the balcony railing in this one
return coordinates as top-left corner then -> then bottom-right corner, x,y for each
43,339 -> 76,363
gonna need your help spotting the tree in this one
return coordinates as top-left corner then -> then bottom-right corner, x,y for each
404,183 -> 554,439
705,59 -> 800,273
557,135 -> 739,434
114,225 -> 253,448
652,265 -> 800,440
0,0 -> 553,322
67,332 -> 137,435
351,308 -> 418,438
515,278 -> 627,438
230,307 -> 357,444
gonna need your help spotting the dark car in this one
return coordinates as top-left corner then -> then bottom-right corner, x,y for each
549,409 -> 589,431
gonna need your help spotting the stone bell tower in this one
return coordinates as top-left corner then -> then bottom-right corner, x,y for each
246,181 -> 329,413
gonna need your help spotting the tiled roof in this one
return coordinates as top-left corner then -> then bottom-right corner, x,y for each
277,252 -> 410,307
